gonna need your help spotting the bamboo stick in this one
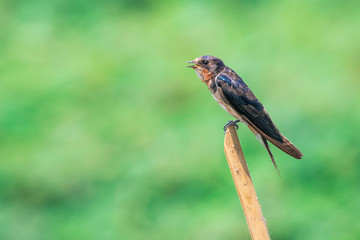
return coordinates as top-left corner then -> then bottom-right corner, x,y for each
224,125 -> 270,240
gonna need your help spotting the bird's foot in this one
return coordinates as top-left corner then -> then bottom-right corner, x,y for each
223,120 -> 240,133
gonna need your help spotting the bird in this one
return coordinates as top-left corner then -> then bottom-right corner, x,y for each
187,55 -> 303,173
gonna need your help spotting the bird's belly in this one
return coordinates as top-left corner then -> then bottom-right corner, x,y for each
212,91 -> 247,125
211,90 -> 264,145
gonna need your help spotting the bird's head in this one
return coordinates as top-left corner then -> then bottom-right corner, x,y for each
187,55 -> 225,81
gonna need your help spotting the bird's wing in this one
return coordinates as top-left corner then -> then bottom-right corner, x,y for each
215,74 -> 283,143
216,73 -> 303,159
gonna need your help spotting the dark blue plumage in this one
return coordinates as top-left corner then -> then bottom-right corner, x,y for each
187,55 -> 303,172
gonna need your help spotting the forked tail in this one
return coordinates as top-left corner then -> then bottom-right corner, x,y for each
261,136 -> 280,176
266,134 -> 303,160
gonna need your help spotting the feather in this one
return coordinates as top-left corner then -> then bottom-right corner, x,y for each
216,71 -> 303,160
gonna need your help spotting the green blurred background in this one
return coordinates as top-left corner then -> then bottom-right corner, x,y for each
1,0 -> 360,239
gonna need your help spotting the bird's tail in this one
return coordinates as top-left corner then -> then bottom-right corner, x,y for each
261,136 -> 280,175
266,134 -> 303,159
245,120 -> 303,160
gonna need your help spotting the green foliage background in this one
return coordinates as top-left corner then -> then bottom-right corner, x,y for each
1,0 -> 360,239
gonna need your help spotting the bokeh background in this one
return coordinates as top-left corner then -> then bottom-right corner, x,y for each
1,0 -> 360,239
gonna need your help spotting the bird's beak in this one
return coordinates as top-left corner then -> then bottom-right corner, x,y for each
187,60 -> 196,68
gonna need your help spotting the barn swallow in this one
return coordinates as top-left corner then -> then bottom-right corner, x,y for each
187,55 -> 303,173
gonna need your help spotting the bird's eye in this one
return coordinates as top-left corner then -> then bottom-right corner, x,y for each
202,60 -> 209,64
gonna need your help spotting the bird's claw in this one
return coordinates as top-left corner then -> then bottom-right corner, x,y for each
223,120 -> 240,133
